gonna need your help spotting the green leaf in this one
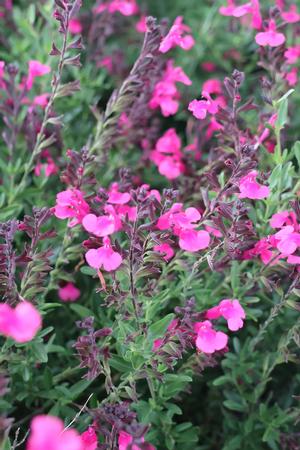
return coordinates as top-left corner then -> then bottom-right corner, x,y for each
148,313 -> 175,340
31,342 -> 48,363
223,399 -> 247,412
70,303 -> 93,319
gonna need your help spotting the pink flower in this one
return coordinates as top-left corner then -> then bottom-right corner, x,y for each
98,56 -> 114,73
270,211 -> 294,229
159,16 -> 195,53
82,213 -> 116,237
96,0 -> 138,16
274,226 -> 300,255
150,128 -> 185,179
178,229 -> 210,252
219,0 -> 236,16
284,67 -> 298,87
188,91 -> 219,120
238,170 -> 270,200
281,5 -> 300,23
34,157 -> 58,177
54,189 -> 90,227
154,243 -> 174,261
255,20 -> 285,47
0,301 -> 42,343
234,1 -> 262,30
243,238 -> 274,264
201,61 -> 216,72
149,60 -> 192,117
194,320 -> 228,354
207,299 -> 245,331
136,15 -> 147,33
85,237 -> 122,272
118,431 -> 155,450
26,415 -> 83,450
108,183 -> 131,204
202,79 -> 222,95
58,283 -> 80,302
284,45 -> 300,64
26,60 -> 51,90
81,427 -> 97,450
69,18 -> 82,34
32,93 -> 50,108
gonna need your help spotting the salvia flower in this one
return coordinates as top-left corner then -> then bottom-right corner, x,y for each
157,204 -> 211,252
58,282 -> 80,302
149,60 -> 192,117
82,213 -> 116,237
207,299 -> 246,331
255,20 -> 285,47
281,5 -> 300,23
54,189 -> 90,227
194,320 -> 228,354
150,128 -> 185,179
95,0 -> 138,16
0,301 -> 41,343
238,170 -> 270,200
118,431 -> 155,450
159,16 -> 195,53
26,60 -> 51,90
85,237 -> 123,272
284,46 -> 300,64
26,415 -> 83,450
188,90 -> 219,120
81,427 -> 98,450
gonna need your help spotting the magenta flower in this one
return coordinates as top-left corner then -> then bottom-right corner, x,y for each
81,427 -> 98,450
207,299 -> 246,331
178,229 -> 210,252
238,170 -> 270,200
270,211 -> 297,229
149,60 -> 192,117
194,320 -> 228,354
284,46 -> 300,64
108,183 -> 131,205
82,213 -> 116,237
159,16 -> 195,53
69,18 -> 83,34
284,67 -> 298,87
188,91 -> 219,120
154,243 -> 174,261
26,415 -> 83,450
219,0 -> 236,16
58,283 -> 80,302
150,128 -> 185,179
26,60 -> 51,90
274,226 -> 300,255
34,156 -> 58,177
243,238 -> 274,264
85,237 -> 122,272
136,15 -> 147,33
0,301 -> 41,343
54,189 -> 90,228
281,5 -> 300,23
118,431 -> 155,450
95,0 -> 138,16
255,20 -> 285,47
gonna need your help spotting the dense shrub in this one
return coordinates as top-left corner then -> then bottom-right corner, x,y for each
0,0 -> 300,449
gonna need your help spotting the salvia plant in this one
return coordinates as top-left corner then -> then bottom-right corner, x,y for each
0,0 -> 300,449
